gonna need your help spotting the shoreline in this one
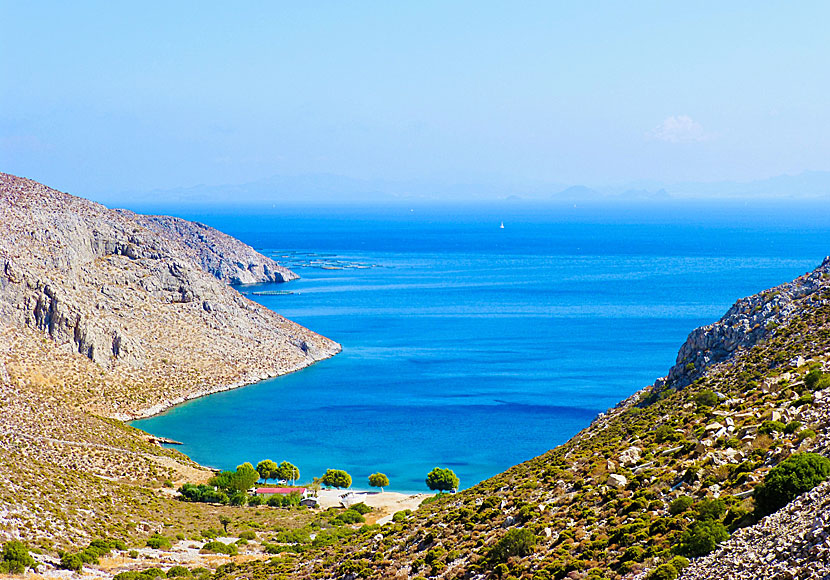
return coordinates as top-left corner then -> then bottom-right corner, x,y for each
118,344 -> 341,422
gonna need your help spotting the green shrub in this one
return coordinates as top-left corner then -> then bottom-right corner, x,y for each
392,510 -> 411,522
166,565 -> 192,577
274,529 -> 311,544
759,420 -> 786,435
694,498 -> 726,521
803,369 -> 830,391
678,521 -> 729,556
754,453 -> 830,517
783,421 -> 802,434
115,568 -> 165,580
350,502 -> 372,515
247,495 -> 263,506
334,509 -> 366,525
0,541 -> 36,574
796,429 -> 816,443
668,555 -> 689,571
60,552 -> 83,572
793,394 -> 813,407
200,541 -> 237,556
668,496 -> 693,515
646,563 -> 678,580
487,528 -> 537,565
229,492 -> 248,506
695,390 -> 718,407
237,531 -> 256,541
146,534 -> 172,550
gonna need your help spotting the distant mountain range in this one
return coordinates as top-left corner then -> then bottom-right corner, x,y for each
101,170 -> 830,206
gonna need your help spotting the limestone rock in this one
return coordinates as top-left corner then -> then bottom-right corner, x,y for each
607,474 -> 628,489
0,172 -> 341,417
619,446 -> 642,466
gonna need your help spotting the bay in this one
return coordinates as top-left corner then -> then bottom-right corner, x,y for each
132,202 -> 829,492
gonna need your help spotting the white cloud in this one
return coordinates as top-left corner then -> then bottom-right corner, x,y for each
649,115 -> 708,143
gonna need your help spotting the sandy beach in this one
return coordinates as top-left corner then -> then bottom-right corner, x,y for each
313,489 -> 431,524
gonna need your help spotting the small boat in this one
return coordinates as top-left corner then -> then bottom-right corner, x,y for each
499,221 -> 505,229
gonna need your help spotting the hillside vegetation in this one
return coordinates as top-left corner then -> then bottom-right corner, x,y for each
211,260 -> 830,580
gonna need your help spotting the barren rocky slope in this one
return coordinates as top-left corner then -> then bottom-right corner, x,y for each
0,173 -> 338,547
0,172 -> 340,418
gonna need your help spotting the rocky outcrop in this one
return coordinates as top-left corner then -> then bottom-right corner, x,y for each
0,172 -> 340,416
663,257 -> 830,388
122,213 -> 297,285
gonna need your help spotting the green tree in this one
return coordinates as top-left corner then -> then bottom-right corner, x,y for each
229,491 -> 248,506
425,467 -> 459,492
754,452 -> 830,517
278,461 -> 300,485
210,464 -> 260,494
368,472 -> 390,492
256,459 -> 279,483
0,541 -> 35,574
321,469 -> 352,489
218,515 -> 231,534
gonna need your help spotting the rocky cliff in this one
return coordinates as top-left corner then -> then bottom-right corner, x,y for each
662,257 -> 830,388
0,172 -> 340,418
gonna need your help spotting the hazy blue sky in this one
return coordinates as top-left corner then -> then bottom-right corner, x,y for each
2,1 -> 829,199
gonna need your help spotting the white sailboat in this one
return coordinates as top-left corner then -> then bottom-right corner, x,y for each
499,221 -> 505,229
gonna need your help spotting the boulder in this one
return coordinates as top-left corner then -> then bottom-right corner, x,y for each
607,474 -> 628,489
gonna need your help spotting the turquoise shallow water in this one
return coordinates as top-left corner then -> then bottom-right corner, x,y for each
132,203 -> 829,492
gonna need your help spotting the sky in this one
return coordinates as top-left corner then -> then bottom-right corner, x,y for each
2,1 -> 830,201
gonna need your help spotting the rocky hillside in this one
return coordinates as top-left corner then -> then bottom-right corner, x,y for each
211,258 -> 830,580
0,172 -> 340,418
0,173 -> 338,548
662,258 -> 830,388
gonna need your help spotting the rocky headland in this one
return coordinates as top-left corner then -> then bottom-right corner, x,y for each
0,172 -> 340,419
0,173 -> 339,546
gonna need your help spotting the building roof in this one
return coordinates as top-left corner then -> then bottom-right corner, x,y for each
255,487 -> 306,494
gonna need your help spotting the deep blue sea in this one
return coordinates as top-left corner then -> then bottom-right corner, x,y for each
132,201 -> 830,492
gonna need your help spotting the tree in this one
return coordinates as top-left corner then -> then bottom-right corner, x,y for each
754,452 -> 830,517
210,464 -> 260,494
425,467 -> 459,492
219,515 -> 231,534
256,459 -> 279,483
368,472 -> 390,492
278,461 -> 300,485
321,469 -> 352,489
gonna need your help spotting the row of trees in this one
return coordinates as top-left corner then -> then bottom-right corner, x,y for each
193,458 -> 460,496
317,467 -> 459,492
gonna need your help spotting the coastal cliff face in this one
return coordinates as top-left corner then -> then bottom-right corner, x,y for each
663,257 -> 830,388
122,213 -> 298,285
0,172 -> 339,418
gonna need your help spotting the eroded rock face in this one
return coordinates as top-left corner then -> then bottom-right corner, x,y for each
665,257 -> 830,387
123,213 -> 298,285
0,173 -> 340,416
